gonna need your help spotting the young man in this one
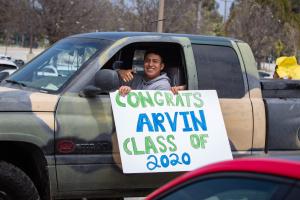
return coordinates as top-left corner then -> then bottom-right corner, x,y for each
118,50 -> 171,96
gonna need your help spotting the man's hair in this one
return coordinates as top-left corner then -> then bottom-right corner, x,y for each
144,49 -> 164,63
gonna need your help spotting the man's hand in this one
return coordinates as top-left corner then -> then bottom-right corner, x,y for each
119,86 -> 132,96
171,85 -> 186,94
118,69 -> 134,82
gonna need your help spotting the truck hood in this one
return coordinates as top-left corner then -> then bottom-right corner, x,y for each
0,86 -> 59,112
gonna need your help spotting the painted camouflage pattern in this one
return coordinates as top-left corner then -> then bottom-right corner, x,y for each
55,36 -> 193,191
0,33 -> 267,198
0,86 -> 58,154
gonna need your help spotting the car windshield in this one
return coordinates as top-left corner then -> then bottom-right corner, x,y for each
7,37 -> 111,92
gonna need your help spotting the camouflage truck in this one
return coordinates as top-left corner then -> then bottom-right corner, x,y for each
0,32 -> 298,199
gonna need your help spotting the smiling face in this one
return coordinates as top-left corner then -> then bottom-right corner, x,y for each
143,52 -> 165,80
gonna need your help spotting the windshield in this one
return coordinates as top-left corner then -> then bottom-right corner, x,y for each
8,37 -> 111,92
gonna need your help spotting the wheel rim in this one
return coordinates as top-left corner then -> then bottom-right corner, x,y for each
0,190 -> 11,200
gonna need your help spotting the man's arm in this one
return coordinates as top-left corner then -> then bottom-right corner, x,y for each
118,69 -> 134,82
171,85 -> 186,94
118,86 -> 132,96
117,69 -> 136,96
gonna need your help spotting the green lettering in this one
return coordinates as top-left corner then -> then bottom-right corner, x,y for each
175,93 -> 185,106
127,92 -> 139,108
116,93 -> 126,107
190,134 -> 208,149
154,91 -> 164,106
167,135 -> 177,152
138,91 -> 154,108
181,93 -> 193,107
145,136 -> 158,154
200,134 -> 208,149
157,136 -> 167,153
164,92 -> 175,106
123,138 -> 132,155
190,134 -> 200,149
131,137 -> 145,155
193,92 -> 204,108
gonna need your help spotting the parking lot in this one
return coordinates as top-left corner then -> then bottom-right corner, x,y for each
0,45 -> 44,63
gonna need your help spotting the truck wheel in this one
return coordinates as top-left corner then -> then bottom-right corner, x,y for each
0,161 -> 40,200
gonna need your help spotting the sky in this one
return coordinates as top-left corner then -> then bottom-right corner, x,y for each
216,0 -> 234,20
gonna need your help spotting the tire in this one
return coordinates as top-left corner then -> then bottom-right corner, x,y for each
0,161 -> 40,200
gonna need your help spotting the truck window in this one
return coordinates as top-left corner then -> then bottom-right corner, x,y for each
103,42 -> 186,87
192,44 -> 245,98
132,49 -> 146,73
8,38 -> 111,93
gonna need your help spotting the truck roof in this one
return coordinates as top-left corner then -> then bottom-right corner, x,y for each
70,32 -> 241,46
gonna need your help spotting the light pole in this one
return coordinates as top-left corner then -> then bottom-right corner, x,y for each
157,0 -> 165,32
221,0 -> 234,23
4,29 -> 8,56
224,0 -> 228,23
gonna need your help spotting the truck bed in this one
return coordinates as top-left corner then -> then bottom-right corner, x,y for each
261,79 -> 300,152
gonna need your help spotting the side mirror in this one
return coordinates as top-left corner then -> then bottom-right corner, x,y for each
0,72 -> 9,82
95,69 -> 120,90
79,69 -> 120,98
79,85 -> 103,98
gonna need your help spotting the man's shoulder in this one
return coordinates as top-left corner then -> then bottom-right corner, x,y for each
150,75 -> 171,90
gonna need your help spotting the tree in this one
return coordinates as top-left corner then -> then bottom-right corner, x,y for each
35,0 -> 90,43
113,0 -> 159,32
0,0 -> 42,49
112,0 -> 222,34
0,0 -> 224,46
164,0 -> 222,35
225,0 -> 300,65
255,0 -> 300,56
195,0 -> 223,35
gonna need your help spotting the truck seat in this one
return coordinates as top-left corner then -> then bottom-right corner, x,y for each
164,66 -> 185,87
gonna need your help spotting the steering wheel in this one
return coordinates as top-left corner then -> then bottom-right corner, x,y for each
40,65 -> 59,76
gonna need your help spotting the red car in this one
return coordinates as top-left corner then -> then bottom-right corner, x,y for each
147,159 -> 300,200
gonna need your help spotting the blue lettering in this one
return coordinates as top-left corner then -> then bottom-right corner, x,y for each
190,110 -> 207,131
151,113 -> 166,132
165,112 -> 178,132
179,111 -> 193,132
136,113 -> 154,132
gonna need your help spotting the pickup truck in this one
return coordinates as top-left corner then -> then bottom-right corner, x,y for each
0,32 -> 297,200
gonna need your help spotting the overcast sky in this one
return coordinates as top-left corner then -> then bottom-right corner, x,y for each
216,0 -> 234,19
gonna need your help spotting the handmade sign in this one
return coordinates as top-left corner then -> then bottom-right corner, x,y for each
110,90 -> 232,173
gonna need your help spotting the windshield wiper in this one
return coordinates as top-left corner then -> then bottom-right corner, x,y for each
5,79 -> 27,87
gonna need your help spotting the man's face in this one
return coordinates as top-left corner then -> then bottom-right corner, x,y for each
144,53 -> 164,80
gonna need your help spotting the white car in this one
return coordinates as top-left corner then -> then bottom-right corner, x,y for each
0,54 -> 12,60
0,58 -> 18,75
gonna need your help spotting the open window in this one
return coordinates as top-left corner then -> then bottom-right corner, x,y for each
102,42 -> 186,87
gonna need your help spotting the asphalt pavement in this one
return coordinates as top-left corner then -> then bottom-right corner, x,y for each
0,45 -> 44,63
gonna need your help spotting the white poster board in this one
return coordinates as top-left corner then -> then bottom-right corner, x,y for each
110,90 -> 232,173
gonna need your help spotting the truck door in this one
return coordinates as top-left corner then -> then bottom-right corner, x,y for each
191,43 -> 253,153
54,36 -> 195,193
